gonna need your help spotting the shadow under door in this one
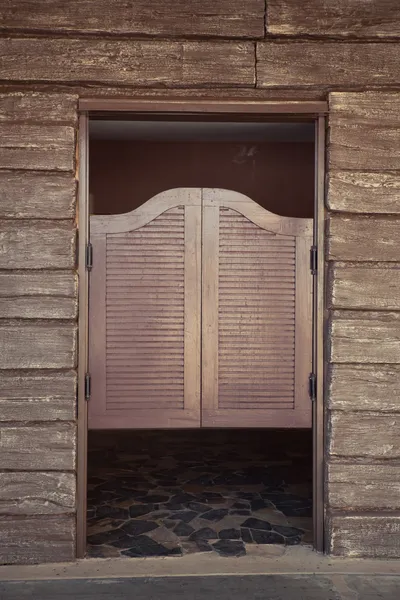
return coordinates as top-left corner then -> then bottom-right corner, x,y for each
88,188 -> 313,429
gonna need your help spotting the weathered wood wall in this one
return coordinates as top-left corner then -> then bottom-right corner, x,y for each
0,0 -> 399,563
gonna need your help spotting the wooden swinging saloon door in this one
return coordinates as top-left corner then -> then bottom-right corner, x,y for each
88,188 -> 313,429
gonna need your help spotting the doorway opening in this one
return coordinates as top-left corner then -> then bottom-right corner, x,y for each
78,104 -> 325,559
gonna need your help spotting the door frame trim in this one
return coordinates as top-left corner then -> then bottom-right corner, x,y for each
76,99 -> 327,558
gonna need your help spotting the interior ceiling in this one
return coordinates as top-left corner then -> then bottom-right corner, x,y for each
89,120 -> 314,143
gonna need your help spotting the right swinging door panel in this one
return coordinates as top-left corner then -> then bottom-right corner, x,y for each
202,189 -> 313,428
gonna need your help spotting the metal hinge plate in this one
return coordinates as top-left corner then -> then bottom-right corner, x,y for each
310,245 -> 317,275
85,242 -> 93,271
309,373 -> 317,401
85,373 -> 91,400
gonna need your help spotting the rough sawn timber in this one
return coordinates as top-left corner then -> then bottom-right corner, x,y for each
0,0 -> 265,39
0,39 -> 255,87
267,0 -> 400,38
0,472 -> 75,515
327,171 -> 400,214
328,514 -> 400,558
0,92 -> 77,124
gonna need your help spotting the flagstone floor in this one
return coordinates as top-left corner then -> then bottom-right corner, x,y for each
87,429 -> 313,558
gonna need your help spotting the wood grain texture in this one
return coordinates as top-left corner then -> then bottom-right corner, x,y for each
329,412 -> 400,458
0,423 -> 76,470
0,0 -> 264,38
0,221 -> 76,269
0,171 -> 76,219
268,0 -> 400,38
328,263 -> 400,310
329,310 -> 400,364
0,472 -> 75,515
328,364 -> 400,412
0,271 -> 77,319
0,124 -> 74,172
329,92 -> 400,170
328,514 -> 400,558
256,43 -> 400,89
0,39 -> 255,88
0,371 -> 76,421
328,463 -> 400,510
0,322 -> 77,369
327,171 -> 400,214
0,515 -> 75,564
327,216 -> 400,262
0,92 -> 77,124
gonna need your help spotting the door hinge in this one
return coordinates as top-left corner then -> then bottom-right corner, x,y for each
310,245 -> 317,275
85,242 -> 93,271
85,373 -> 91,400
309,373 -> 317,401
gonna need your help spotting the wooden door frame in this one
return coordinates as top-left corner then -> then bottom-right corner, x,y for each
77,99 -> 328,558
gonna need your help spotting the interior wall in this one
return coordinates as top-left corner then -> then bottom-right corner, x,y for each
89,140 -> 314,218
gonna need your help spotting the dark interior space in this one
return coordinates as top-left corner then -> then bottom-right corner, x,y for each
87,429 -> 313,558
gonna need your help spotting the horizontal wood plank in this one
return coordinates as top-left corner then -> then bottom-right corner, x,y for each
0,297 -> 77,320
0,92 -> 77,124
0,515 -> 75,564
327,171 -> 400,214
0,124 -> 74,172
328,514 -> 400,558
329,310 -> 400,365
257,43 -> 400,89
327,215 -> 400,262
329,411 -> 400,458
0,423 -> 76,470
0,1 -> 264,38
0,221 -> 76,269
328,263 -> 400,310
328,364 -> 400,412
0,371 -> 76,422
0,472 -> 75,515
329,92 -> 400,170
0,171 -> 76,219
328,463 -> 400,510
268,0 -> 400,38
0,322 -> 77,369
0,39 -> 255,88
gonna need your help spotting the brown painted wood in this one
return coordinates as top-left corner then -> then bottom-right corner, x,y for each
328,263 -> 400,311
0,39 -> 254,88
201,189 -> 313,428
257,43 -> 400,89
329,310 -> 400,365
0,423 -> 76,470
0,221 -> 76,269
0,371 -> 76,422
268,0 -> 400,38
327,171 -> 400,215
0,92 -> 77,124
0,171 -> 76,219
327,216 -> 400,262
0,1 -> 264,39
0,472 -> 75,515
0,515 -> 75,564
0,322 -> 76,369
327,514 -> 400,558
0,124 -> 74,171
328,364 -> 400,413
328,463 -> 400,510
329,92 -> 400,170
329,412 -> 400,458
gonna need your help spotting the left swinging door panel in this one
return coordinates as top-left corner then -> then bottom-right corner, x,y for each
88,189 -> 202,428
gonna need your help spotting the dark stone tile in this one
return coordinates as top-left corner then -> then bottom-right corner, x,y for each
170,510 -> 197,523
121,520 -> 158,536
219,528 -> 241,540
137,494 -> 170,504
163,502 -> 184,511
187,502 -> 211,513
212,540 -> 246,557
86,508 -> 96,519
96,506 -> 129,520
200,492 -> 223,501
120,536 -> 182,557
241,518 -> 272,531
272,524 -> 305,537
230,509 -> 251,516
201,508 -> 229,522
189,527 -> 218,542
251,529 -> 285,544
250,499 -> 270,511
240,528 -> 253,543
173,522 -> 195,537
87,529 -> 125,546
232,501 -> 249,510
237,492 -> 259,500
169,493 -> 197,505
129,504 -> 155,518
195,540 -> 213,552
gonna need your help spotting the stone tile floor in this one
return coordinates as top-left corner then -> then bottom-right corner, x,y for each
87,430 -> 312,558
